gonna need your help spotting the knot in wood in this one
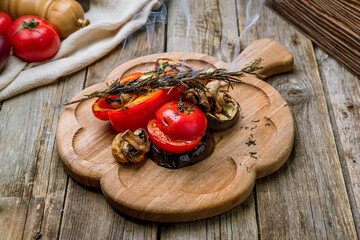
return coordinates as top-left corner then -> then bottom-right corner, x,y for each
280,83 -> 308,106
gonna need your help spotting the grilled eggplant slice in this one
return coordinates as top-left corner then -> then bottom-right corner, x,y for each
206,97 -> 240,131
150,130 -> 215,169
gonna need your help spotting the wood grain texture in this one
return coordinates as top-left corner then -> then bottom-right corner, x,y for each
1,0 -> 358,238
266,0 -> 360,76
315,45 -> 360,235
167,0 -> 241,63
237,0 -> 358,238
58,23 -> 165,239
0,72 -> 85,239
56,39 -> 294,222
160,193 -> 258,240
59,179 -> 157,240
163,0 -> 259,236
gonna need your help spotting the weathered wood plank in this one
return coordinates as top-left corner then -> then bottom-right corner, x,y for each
160,194 -> 258,239
237,1 -> 357,238
58,22 -> 165,239
160,0 -> 258,238
266,0 -> 360,76
167,0 -> 239,63
58,179 -> 158,240
0,72 -> 85,240
315,45 -> 360,235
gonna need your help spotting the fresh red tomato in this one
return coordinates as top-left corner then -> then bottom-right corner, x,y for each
0,12 -> 13,37
147,101 -> 208,154
7,16 -> 60,62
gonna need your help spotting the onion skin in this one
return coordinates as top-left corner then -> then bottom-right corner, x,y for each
0,35 -> 10,72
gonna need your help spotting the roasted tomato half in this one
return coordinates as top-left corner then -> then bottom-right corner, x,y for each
92,72 -> 181,132
147,101 -> 208,154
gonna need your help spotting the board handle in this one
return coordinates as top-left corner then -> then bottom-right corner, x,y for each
229,38 -> 294,79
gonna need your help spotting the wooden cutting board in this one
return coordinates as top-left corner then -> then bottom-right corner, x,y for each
56,38 -> 294,222
267,0 -> 360,75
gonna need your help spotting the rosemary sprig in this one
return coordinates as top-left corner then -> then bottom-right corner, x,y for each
178,98 -> 195,114
63,58 -> 263,106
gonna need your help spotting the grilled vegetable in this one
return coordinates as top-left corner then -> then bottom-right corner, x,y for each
112,128 -> 151,164
185,80 -> 241,131
150,129 -> 215,169
0,0 -> 90,38
92,72 -> 181,132
147,100 -> 208,154
206,96 -> 240,131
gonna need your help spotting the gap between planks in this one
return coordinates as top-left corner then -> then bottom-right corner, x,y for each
322,82 -> 360,238
315,44 -> 360,238
24,78 -> 72,240
239,1 -> 357,238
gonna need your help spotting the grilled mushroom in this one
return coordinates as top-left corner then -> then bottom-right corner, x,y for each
184,80 -> 241,131
206,97 -> 240,131
112,128 -> 151,164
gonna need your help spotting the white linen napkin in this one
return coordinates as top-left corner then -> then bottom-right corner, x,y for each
0,0 -> 162,101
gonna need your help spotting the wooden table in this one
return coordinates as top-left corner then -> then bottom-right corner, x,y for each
1,1 -> 359,239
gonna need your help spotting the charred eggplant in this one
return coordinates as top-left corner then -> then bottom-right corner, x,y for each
206,97 -> 240,131
150,130 -> 215,169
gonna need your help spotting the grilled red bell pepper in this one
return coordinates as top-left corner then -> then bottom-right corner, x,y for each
92,72 -> 181,132
92,72 -> 143,121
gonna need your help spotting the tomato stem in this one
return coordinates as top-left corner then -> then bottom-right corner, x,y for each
12,19 -> 42,36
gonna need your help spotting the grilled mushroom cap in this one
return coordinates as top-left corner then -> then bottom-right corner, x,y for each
184,80 -> 241,131
112,128 -> 151,164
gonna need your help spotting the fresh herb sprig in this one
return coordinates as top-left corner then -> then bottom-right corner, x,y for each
178,98 -> 195,114
64,58 -> 263,105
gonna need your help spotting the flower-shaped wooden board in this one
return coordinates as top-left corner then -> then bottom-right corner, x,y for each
56,38 -> 294,222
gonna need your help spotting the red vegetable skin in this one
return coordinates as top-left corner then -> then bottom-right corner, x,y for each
0,35 -> 11,72
147,101 -> 208,154
109,89 -> 181,132
92,97 -> 117,121
7,16 -> 60,62
92,72 -> 181,132
92,72 -> 144,121
0,12 -> 13,37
